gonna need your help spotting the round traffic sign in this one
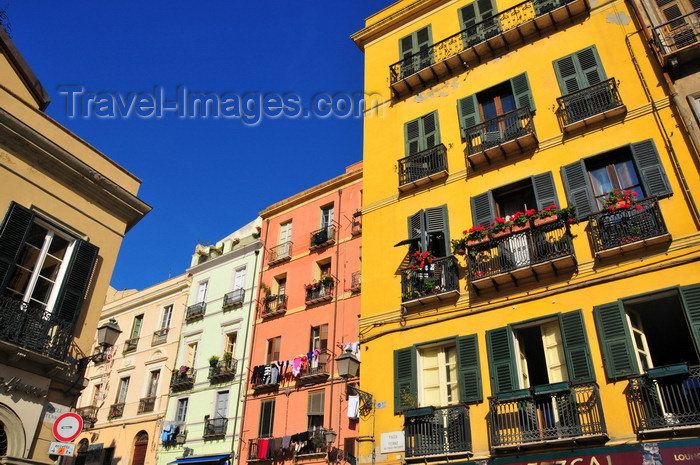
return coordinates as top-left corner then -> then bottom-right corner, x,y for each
53,413 -> 83,442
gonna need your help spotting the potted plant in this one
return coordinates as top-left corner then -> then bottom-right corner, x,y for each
451,237 -> 467,255
558,205 -> 578,225
252,226 -> 262,239
490,217 -> 513,239
465,225 -> 489,246
534,205 -> 560,226
602,190 -> 643,213
410,251 -> 435,271
423,279 -> 436,294
231,237 -> 240,246
511,209 -> 536,233
321,275 -> 335,288
209,355 -> 220,367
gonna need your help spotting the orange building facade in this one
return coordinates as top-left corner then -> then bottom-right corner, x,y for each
238,162 -> 363,465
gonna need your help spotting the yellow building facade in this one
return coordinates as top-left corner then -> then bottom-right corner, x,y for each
353,0 -> 700,464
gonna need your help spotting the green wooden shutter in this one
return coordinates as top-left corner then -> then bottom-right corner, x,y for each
471,191 -> 495,228
405,118 -> 421,156
457,94 -> 480,138
532,172 -> 559,210
457,334 -> 482,403
680,284 -> 700,358
425,205 -> 450,256
576,46 -> 606,87
0,202 -> 34,290
54,238 -> 99,325
407,210 -> 426,251
554,46 -> 606,95
561,160 -> 597,218
559,310 -> 595,382
421,112 -> 440,149
459,3 -> 478,29
510,73 -> 535,112
593,301 -> 639,379
399,27 -> 433,77
400,34 -> 415,61
630,139 -> 672,198
394,347 -> 417,413
487,326 -> 517,394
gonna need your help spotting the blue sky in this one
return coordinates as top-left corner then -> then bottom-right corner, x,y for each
7,1 -> 394,291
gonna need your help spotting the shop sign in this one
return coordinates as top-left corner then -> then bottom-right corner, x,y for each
380,431 -> 405,453
660,445 -> 700,465
48,442 -> 76,457
499,450 -> 641,465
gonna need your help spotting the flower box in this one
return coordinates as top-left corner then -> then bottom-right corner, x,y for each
467,236 -> 489,247
534,213 -> 559,227
491,226 -> 512,239
511,221 -> 531,233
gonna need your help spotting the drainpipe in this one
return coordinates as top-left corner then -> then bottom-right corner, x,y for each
328,188 -> 343,443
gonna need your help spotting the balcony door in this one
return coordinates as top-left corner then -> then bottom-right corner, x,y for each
215,390 -> 229,419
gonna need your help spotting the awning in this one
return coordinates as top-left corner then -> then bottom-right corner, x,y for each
394,237 -> 420,247
168,455 -> 230,465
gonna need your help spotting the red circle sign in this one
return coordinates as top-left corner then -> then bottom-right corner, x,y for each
53,413 -> 83,442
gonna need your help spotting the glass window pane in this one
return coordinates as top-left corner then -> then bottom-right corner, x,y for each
48,235 -> 69,259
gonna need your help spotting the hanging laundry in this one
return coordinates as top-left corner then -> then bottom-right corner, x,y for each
348,395 -> 360,419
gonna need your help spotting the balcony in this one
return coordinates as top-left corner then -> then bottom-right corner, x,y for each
204,416 -> 228,439
261,295 -> 287,318
138,396 -> 156,414
389,0 -> 589,98
464,107 -> 537,169
309,225 -> 336,250
297,349 -> 331,385
400,256 -> 460,308
651,10 -> 700,68
468,218 -> 576,294
170,367 -> 196,391
152,328 -> 169,346
123,337 -> 139,354
77,406 -> 98,429
489,382 -> 607,452
0,294 -> 75,361
398,144 -> 448,191
556,78 -> 626,132
305,281 -> 335,305
208,357 -> 238,382
185,302 -> 206,322
589,197 -> 671,259
108,403 -> 125,420
350,271 -> 362,292
268,241 -> 292,265
247,430 -> 333,461
404,405 -> 472,462
628,364 -> 700,436
223,288 -> 245,308
351,217 -> 362,236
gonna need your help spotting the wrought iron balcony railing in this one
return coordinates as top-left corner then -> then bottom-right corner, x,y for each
464,107 -> 537,167
247,429 -> 333,460
185,302 -> 206,321
400,256 -> 460,306
138,396 -> 156,414
628,364 -> 700,433
223,288 -> 245,308
170,367 -> 196,391
350,271 -> 362,292
388,0 -> 588,96
309,225 -> 336,250
268,241 -> 292,265
204,417 -> 228,438
556,78 -> 624,129
0,294 -> 75,361
304,281 -> 335,305
490,382 -> 606,450
261,294 -> 287,318
123,337 -> 139,353
589,197 -> 670,258
77,406 -> 99,428
108,402 -> 125,420
398,144 -> 448,190
467,218 -> 575,292
297,349 -> 331,384
208,357 -> 238,381
651,9 -> 700,60
404,405 -> 472,460
152,328 -> 169,346
351,217 -> 362,236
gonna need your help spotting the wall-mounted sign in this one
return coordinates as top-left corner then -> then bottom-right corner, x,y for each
49,442 -> 76,457
52,412 -> 83,442
380,431 -> 405,453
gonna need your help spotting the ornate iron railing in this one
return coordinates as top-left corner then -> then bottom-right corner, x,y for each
268,241 -> 292,264
185,302 -> 206,321
297,349 -> 331,380
465,107 -> 535,155
248,430 -> 332,459
305,282 -> 335,304
310,225 -> 336,249
170,367 -> 196,390
261,294 -> 287,317
389,0 -> 579,83
589,197 -> 668,254
0,294 -> 75,360
400,256 -> 459,302
223,288 -> 245,307
208,357 -> 238,380
404,405 -> 472,458
398,144 -> 448,187
652,9 -> 700,56
350,271 -> 362,291
556,78 -> 623,126
108,402 -> 125,419
204,417 -> 228,437
138,396 -> 156,414
152,328 -> 169,346
490,382 -> 606,447
77,406 -> 99,426
628,364 -> 700,431
467,219 -> 573,281
123,337 -> 139,353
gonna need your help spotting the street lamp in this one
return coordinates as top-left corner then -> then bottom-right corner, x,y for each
335,348 -> 373,415
77,318 -> 122,369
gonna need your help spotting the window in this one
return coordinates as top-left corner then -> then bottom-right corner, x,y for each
91,383 -> 103,406
259,399 -> 275,437
147,370 -> 159,398
486,310 -> 594,394
652,0 -> 699,34
307,390 -> 325,430
266,336 -> 281,364
553,46 -> 606,96
394,334 -> 480,413
175,398 -> 188,422
279,221 -> 292,245
0,202 -> 98,322
160,305 -> 173,329
117,377 -> 130,403
225,332 -> 237,357
459,0 -> 501,47
196,281 -> 208,304
321,205 -> 334,230
233,267 -> 247,292
399,26 -> 433,78
185,342 -> 198,368
215,390 -> 230,418
131,315 -> 143,340
561,139 -> 672,218
310,325 -> 328,352
404,111 -> 440,156
276,276 -> 286,296
403,205 -> 450,258
319,262 -> 331,280
594,284 -> 700,379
